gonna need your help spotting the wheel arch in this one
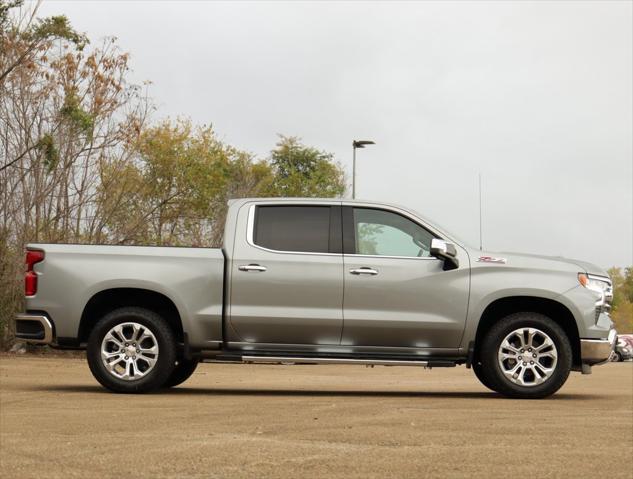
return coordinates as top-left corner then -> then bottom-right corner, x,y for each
78,288 -> 184,344
474,296 -> 581,366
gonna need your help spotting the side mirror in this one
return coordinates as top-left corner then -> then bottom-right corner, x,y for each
430,238 -> 459,270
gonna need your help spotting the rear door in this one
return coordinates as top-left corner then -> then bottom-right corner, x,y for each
341,206 -> 469,349
228,203 -> 344,345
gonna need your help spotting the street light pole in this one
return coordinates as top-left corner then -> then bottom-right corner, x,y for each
352,145 -> 356,199
352,140 -> 375,199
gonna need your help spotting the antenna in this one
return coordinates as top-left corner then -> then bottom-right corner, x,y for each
479,173 -> 483,251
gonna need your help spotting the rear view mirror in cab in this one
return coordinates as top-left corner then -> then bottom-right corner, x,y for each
430,238 -> 459,270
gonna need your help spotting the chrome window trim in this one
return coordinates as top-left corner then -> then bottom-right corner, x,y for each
345,253 -> 440,261
244,200 -> 449,261
342,201 -> 447,241
246,203 -> 342,257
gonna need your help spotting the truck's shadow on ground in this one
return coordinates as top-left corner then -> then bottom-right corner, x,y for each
29,384 -> 600,400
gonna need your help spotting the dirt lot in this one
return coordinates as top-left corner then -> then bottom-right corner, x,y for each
0,356 -> 631,479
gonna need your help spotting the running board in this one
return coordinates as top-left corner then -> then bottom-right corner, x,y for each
239,356 -> 454,367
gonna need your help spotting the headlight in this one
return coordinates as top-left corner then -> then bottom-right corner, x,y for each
578,273 -> 613,321
578,273 -> 610,295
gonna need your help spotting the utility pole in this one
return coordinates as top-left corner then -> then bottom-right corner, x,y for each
352,140 -> 375,199
479,172 -> 483,251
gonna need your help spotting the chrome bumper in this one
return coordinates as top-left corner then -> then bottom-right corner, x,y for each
580,329 -> 617,365
14,314 -> 54,344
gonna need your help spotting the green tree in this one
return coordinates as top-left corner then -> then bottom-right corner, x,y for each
99,119 -> 269,247
267,135 -> 346,197
623,267 -> 633,303
608,267 -> 633,333
608,267 -> 626,310
100,124 -> 348,248
612,301 -> 632,334
0,0 -> 88,85
134,119 -> 232,245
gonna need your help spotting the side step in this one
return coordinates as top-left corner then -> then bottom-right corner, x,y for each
238,356 -> 455,368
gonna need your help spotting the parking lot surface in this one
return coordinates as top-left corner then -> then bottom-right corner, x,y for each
1,355 -> 631,478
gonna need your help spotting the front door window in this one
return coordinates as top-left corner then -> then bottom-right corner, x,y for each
353,208 -> 434,257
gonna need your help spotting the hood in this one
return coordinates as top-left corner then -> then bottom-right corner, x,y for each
488,251 -> 609,277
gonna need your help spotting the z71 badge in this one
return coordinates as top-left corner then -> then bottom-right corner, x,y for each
477,256 -> 507,264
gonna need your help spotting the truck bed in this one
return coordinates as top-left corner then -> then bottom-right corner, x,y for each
24,244 -> 225,349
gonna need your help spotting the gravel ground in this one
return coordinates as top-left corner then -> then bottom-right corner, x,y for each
0,355 -> 631,479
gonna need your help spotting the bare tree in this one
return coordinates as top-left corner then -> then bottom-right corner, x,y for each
0,1 -> 151,345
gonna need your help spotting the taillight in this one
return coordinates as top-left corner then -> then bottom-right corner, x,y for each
25,249 -> 44,296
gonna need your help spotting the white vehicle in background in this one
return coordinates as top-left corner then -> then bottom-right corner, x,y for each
613,335 -> 633,361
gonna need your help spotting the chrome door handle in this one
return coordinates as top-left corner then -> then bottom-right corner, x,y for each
349,267 -> 378,276
238,264 -> 267,272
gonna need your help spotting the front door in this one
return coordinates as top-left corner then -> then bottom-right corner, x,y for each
228,203 -> 344,345
341,206 -> 470,349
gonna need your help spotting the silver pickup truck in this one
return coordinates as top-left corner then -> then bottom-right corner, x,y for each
15,198 -> 616,398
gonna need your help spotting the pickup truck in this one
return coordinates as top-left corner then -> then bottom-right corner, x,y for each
15,198 -> 616,398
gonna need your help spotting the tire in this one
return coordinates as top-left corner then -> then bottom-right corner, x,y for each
163,357 -> 199,388
472,360 -> 498,393
87,307 -> 177,393
614,352 -> 623,362
479,312 -> 572,399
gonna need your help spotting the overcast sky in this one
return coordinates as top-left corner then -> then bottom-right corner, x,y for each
40,1 -> 632,268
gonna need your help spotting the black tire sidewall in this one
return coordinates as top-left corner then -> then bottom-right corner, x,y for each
480,313 -> 572,399
163,358 -> 199,388
472,360 -> 498,392
87,307 -> 176,393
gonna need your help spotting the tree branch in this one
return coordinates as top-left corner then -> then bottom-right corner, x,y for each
0,143 -> 37,172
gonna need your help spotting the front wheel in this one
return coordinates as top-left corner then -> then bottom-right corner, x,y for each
87,307 -> 177,393
479,312 -> 572,399
163,357 -> 199,388
472,360 -> 498,393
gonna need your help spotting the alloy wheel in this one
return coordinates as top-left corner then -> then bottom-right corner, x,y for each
497,327 -> 558,387
100,322 -> 159,380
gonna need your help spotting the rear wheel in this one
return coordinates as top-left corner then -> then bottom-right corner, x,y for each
479,312 -> 572,399
87,307 -> 176,393
163,357 -> 199,388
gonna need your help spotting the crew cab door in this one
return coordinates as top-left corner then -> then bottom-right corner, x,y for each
228,203 -> 344,345
341,206 -> 469,349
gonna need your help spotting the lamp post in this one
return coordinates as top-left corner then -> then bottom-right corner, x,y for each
352,140 -> 375,199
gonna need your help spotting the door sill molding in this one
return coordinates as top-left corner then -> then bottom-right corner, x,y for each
201,352 -> 458,367
241,356 -> 440,367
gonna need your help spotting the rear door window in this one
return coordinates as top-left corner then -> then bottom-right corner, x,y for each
254,205 -> 333,253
